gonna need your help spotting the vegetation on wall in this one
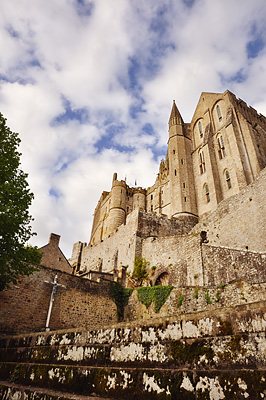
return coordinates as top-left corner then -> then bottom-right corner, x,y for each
137,285 -> 173,313
110,281 -> 133,320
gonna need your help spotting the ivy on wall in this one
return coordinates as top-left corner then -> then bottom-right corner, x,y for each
137,285 -> 173,313
110,282 -> 133,321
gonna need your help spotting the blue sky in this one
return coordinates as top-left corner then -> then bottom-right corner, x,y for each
1,0 -> 266,257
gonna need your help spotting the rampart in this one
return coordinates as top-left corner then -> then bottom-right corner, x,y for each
0,266 -> 117,334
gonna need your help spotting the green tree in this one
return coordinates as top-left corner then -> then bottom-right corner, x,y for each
132,256 -> 149,286
0,113 -> 42,290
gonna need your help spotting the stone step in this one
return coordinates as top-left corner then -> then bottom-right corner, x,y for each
0,381 -> 111,400
1,363 -> 266,399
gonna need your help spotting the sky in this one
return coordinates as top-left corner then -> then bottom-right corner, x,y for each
1,0 -> 266,258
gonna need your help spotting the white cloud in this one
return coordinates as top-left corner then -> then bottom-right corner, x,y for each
1,0 -> 266,257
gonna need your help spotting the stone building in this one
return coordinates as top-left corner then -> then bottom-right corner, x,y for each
40,233 -> 72,274
70,90 -> 266,284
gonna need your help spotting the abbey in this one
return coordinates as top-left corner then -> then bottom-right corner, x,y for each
70,90 -> 266,285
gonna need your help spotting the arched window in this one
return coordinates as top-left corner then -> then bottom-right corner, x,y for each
225,170 -> 232,189
198,121 -> 203,137
218,135 -> 226,159
199,151 -> 206,174
217,105 -> 222,121
205,184 -> 210,203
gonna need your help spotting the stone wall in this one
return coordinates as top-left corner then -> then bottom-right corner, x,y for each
0,266 -> 117,334
142,234 -> 203,287
78,209 -> 139,275
1,297 -> 266,399
124,280 -> 266,322
193,167 -> 266,252
202,244 -> 266,286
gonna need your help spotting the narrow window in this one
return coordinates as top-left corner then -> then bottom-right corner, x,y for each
198,121 -> 203,137
151,205 -> 153,212
127,207 -> 129,212
173,149 -> 175,154
205,184 -> 210,203
174,169 -> 177,176
184,197 -> 187,202
217,104 -> 222,121
181,159 -> 184,164
199,151 -> 206,174
218,135 -> 226,159
183,182 -> 185,188
225,170 -> 232,189
151,194 -> 153,200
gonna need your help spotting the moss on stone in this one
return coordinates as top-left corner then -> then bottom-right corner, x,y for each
170,340 -> 214,365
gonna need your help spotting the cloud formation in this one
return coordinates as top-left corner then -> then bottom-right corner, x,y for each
0,0 -> 266,257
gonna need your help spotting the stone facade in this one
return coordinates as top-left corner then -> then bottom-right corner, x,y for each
40,233 -> 72,274
70,90 -> 266,284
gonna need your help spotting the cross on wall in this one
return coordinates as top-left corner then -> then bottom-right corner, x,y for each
44,275 -> 66,331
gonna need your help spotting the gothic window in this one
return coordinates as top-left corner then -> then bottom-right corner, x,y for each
217,104 -> 222,121
199,150 -> 206,174
205,184 -> 210,203
225,170 -> 232,189
198,121 -> 203,137
218,135 -> 226,159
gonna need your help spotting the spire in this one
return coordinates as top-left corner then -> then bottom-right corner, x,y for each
169,100 -> 184,127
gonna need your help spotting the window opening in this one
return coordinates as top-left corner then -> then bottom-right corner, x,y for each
218,135 -> 226,159
174,169 -> 177,176
151,194 -> 153,200
217,104 -> 222,121
184,197 -> 186,202
183,183 -> 185,188
151,205 -> 153,212
199,151 -> 206,174
181,159 -> 184,164
198,121 -> 203,137
205,184 -> 210,203
225,170 -> 232,189
173,149 -> 175,154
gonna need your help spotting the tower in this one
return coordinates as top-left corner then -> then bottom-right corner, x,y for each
168,101 -> 198,219
106,173 -> 127,236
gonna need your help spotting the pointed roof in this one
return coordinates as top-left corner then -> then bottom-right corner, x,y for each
169,100 -> 184,125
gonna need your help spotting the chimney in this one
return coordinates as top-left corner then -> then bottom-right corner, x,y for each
49,233 -> 61,247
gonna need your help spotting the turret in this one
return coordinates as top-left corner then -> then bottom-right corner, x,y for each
168,101 -> 198,219
132,187 -> 146,210
107,173 -> 127,236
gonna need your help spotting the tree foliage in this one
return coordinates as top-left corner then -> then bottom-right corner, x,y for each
132,256 -> 149,286
0,113 -> 42,290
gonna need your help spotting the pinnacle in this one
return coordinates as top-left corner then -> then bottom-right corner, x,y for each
169,100 -> 184,125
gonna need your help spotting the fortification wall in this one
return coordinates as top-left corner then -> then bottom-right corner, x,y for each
0,266 -> 117,334
79,209 -> 140,274
142,234 -> 203,287
193,167 -> 266,252
202,244 -> 266,286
